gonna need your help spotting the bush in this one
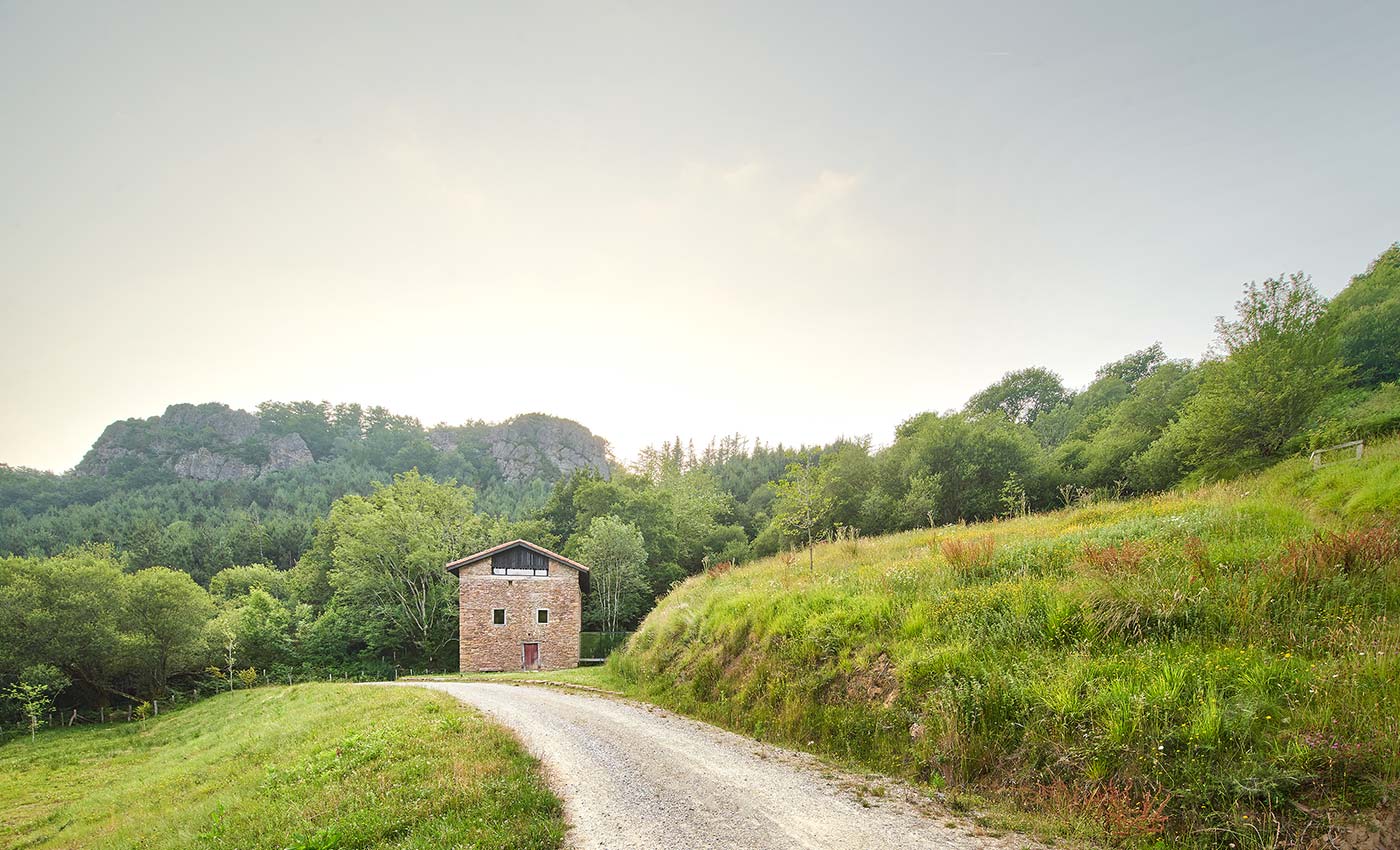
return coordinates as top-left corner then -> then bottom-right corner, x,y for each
939,536 -> 996,574
1306,383 -> 1400,450
1277,525 -> 1399,584
1079,540 -> 1148,574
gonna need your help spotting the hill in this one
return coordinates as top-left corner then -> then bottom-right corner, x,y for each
73,402 -> 610,486
0,683 -> 563,849
0,403 -> 609,576
609,437 -> 1400,847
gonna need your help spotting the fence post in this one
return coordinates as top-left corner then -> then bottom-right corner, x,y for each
153,700 -> 159,717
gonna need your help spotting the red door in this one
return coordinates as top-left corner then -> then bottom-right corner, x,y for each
523,642 -> 540,670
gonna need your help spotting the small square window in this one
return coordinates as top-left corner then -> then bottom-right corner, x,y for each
536,609 -> 549,624
492,608 -> 505,625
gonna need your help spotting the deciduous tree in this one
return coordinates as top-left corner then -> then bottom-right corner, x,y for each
577,516 -> 648,634
318,470 -> 486,668
771,463 -> 834,570
122,567 -> 216,695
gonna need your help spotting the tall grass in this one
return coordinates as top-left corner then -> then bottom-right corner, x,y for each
610,438 -> 1400,847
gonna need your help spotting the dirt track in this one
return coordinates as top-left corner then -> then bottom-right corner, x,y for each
402,681 -> 1036,850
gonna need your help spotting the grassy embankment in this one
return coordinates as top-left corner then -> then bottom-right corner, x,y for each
0,684 -> 564,850
602,437 -> 1400,846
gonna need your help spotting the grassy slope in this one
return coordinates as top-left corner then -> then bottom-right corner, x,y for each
0,684 -> 564,850
610,438 -> 1400,847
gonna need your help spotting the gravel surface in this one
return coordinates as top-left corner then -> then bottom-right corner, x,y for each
401,681 -> 1037,850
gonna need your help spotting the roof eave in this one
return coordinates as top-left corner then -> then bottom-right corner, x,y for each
444,538 -> 591,575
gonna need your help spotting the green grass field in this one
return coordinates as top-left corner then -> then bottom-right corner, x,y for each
0,683 -> 564,850
607,438 -> 1400,847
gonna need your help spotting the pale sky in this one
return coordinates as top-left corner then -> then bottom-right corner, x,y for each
3,1 -> 1398,473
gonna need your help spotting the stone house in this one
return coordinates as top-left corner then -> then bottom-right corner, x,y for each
446,539 -> 590,672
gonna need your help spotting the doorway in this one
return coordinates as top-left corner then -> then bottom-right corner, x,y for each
522,642 -> 540,670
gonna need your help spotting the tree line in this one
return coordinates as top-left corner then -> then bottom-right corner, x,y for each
1,243 -> 1397,718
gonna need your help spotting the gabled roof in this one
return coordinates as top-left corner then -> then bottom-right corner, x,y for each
444,539 -> 591,575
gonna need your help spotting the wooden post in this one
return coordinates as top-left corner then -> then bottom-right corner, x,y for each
153,700 -> 159,717
99,706 -> 105,724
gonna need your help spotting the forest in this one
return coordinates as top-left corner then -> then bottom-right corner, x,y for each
1,243 -> 1397,713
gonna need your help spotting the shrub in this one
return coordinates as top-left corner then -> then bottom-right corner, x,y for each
1183,535 -> 1213,580
1010,780 -> 1171,844
704,559 -> 733,578
940,536 -> 996,574
1080,540 -> 1148,574
1278,525 -> 1400,584
1307,384 -> 1400,449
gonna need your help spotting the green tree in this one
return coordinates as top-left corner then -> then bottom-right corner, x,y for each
207,608 -> 240,691
999,471 -> 1028,518
1073,361 -> 1197,491
1094,343 -> 1168,387
5,664 -> 70,741
318,470 -> 486,668
881,411 -> 1044,524
1328,243 -> 1400,387
214,587 -> 296,671
770,463 -> 834,570
965,367 -> 1069,425
1166,273 -> 1347,477
900,470 -> 941,528
0,546 -> 136,702
818,439 -> 876,530
209,563 -> 290,601
576,516 -> 649,633
122,567 -> 216,695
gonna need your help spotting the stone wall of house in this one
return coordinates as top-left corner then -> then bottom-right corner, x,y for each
457,555 -> 582,672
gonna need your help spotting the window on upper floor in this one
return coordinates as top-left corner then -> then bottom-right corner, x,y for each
537,608 -> 549,624
491,608 -> 506,625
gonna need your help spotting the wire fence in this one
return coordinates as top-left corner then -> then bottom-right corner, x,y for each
7,641 -> 634,737
2,665 -> 463,738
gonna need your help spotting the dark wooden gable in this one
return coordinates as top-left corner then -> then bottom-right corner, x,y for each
491,544 -> 550,577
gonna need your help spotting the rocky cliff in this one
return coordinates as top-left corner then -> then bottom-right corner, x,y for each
429,413 -> 610,484
73,403 -> 609,486
75,403 -> 315,481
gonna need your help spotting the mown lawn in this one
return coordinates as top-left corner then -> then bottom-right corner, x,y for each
608,438 -> 1400,848
0,683 -> 564,850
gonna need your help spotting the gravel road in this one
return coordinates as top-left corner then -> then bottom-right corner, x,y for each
402,681 -> 1035,850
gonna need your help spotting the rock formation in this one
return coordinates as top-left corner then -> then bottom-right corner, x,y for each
74,403 -> 608,486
